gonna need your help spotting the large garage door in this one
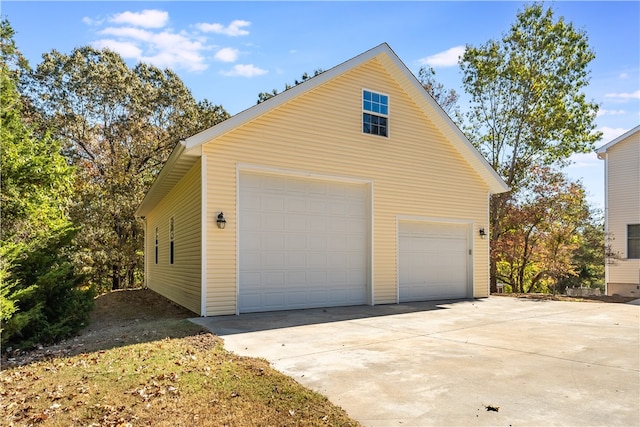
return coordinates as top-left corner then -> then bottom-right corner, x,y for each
399,221 -> 469,302
239,172 -> 368,313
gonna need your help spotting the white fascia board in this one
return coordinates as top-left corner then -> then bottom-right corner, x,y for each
596,124 -> 640,158
135,142 -> 186,217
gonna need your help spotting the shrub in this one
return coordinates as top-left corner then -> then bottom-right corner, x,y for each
1,227 -> 94,350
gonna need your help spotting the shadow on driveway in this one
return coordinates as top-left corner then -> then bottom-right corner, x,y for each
190,299 -> 462,335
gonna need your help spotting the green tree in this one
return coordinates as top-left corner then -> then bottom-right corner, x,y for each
459,3 -> 601,291
417,66 -> 460,116
557,214 -> 605,292
27,47 -> 229,291
1,19 -> 93,348
257,69 -> 324,104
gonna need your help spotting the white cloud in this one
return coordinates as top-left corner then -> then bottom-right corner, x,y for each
110,10 -> 169,28
85,11 -> 256,73
419,45 -> 465,67
100,26 -> 153,41
596,109 -> 626,117
196,20 -> 250,36
214,47 -> 239,63
93,26 -> 208,72
142,31 -> 208,71
222,64 -> 267,77
567,152 -> 599,168
83,16 -> 103,26
605,90 -> 640,100
619,72 -> 629,79
91,39 -> 142,58
598,126 -> 628,144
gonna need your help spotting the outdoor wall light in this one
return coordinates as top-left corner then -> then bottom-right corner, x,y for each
479,228 -> 487,239
216,212 -> 227,229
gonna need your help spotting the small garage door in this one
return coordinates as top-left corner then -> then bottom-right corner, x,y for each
239,172 -> 368,313
399,221 -> 469,302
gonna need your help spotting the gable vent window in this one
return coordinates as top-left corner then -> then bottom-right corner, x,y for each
363,90 -> 388,137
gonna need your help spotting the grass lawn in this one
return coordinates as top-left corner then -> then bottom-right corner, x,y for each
1,289 -> 360,426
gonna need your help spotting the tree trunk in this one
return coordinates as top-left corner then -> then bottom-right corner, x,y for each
489,193 -> 508,293
111,265 -> 120,290
490,259 -> 498,294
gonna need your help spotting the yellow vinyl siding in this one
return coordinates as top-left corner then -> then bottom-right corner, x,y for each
203,58 -> 490,315
146,160 -> 202,313
606,133 -> 640,292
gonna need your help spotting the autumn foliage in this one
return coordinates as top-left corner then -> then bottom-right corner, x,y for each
493,167 -> 596,293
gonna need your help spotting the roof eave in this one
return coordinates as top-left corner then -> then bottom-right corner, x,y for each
596,124 -> 640,157
135,142 -> 201,217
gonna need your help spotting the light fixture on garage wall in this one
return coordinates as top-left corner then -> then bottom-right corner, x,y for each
216,212 -> 226,229
479,228 -> 487,239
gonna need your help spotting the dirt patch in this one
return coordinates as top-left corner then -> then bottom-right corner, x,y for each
87,288 -> 195,326
2,288 -> 206,369
491,292 -> 638,304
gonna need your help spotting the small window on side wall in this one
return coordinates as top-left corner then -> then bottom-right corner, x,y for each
155,227 -> 159,264
362,89 -> 388,137
170,217 -> 175,264
628,224 -> 640,259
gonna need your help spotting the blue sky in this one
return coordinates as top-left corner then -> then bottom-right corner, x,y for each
4,1 -> 639,210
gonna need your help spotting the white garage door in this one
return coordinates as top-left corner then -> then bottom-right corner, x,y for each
239,172 -> 368,313
399,221 -> 469,302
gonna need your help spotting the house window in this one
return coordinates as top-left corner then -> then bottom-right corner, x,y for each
363,90 -> 388,137
155,227 -> 159,264
170,217 -> 175,264
629,224 -> 640,259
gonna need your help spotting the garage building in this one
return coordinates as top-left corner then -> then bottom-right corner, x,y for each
135,43 -> 509,316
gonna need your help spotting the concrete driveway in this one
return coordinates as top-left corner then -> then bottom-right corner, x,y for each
192,297 -> 640,426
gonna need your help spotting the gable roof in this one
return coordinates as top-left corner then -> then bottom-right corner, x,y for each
596,124 -> 640,159
136,43 -> 509,217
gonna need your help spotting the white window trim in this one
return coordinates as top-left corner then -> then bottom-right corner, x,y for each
362,88 -> 390,138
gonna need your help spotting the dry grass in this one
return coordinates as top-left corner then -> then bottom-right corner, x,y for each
1,289 -> 360,426
491,292 -> 638,304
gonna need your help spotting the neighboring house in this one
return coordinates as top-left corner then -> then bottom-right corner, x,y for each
596,125 -> 640,297
135,43 -> 509,316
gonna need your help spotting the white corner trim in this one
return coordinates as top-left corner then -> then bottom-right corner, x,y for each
369,181 -> 375,306
235,163 -> 241,315
200,155 -> 208,317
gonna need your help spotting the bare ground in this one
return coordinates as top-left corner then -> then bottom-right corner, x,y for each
2,288 -> 207,368
491,292 -> 637,304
